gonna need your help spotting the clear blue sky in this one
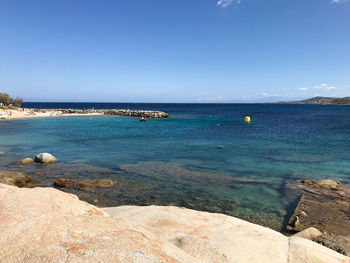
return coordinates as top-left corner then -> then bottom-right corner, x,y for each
0,0 -> 349,102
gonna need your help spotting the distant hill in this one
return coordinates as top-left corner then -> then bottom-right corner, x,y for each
277,96 -> 350,105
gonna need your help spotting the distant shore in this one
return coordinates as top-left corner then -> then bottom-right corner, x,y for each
0,108 -> 169,120
0,108 -> 102,120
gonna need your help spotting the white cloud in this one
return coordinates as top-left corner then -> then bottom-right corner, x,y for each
260,92 -> 280,97
331,0 -> 348,3
196,96 -> 225,101
299,87 -> 308,91
313,83 -> 337,90
217,0 -> 240,8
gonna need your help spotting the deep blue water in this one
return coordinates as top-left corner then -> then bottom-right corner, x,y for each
1,103 -> 350,230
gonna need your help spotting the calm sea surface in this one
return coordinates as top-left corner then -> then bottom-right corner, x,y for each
1,103 -> 350,230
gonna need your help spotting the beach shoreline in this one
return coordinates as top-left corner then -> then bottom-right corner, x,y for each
0,108 -> 103,120
0,107 -> 169,120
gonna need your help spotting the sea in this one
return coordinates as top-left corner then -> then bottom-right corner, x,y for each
1,102 -> 350,231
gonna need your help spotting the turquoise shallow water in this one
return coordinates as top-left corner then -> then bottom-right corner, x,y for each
1,103 -> 350,230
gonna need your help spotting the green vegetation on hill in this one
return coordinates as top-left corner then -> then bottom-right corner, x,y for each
0,93 -> 23,109
278,96 -> 350,105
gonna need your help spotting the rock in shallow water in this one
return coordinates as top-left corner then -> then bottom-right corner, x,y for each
54,178 -> 116,190
34,153 -> 57,164
301,179 -> 341,190
17,157 -> 34,165
0,171 -> 34,187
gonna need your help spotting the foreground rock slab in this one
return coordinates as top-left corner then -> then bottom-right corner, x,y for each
0,184 -> 349,263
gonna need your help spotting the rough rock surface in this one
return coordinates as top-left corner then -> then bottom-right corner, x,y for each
17,157 -> 34,165
34,152 -> 57,164
301,179 -> 341,190
287,179 -> 350,256
54,178 -> 116,190
0,184 -> 349,263
0,171 -> 34,187
293,227 -> 323,240
104,109 -> 169,118
29,108 -> 170,118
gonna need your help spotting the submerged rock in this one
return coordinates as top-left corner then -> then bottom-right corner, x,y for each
0,183 -> 349,263
118,161 -> 269,185
17,158 -> 34,165
34,153 -> 57,164
0,171 -> 34,188
54,178 -> 116,190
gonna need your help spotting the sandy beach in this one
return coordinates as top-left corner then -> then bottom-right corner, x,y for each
0,108 -> 102,120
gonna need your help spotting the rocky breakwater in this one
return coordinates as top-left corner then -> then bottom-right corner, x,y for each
104,109 -> 169,118
1,184 -> 349,263
29,108 -> 170,118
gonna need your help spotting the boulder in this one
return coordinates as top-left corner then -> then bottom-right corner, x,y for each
17,157 -> 34,165
54,178 -> 116,190
0,171 -> 34,187
34,153 -> 57,164
0,184 -> 349,263
293,227 -> 323,240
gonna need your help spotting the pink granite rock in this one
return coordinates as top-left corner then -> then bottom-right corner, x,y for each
0,184 -> 349,263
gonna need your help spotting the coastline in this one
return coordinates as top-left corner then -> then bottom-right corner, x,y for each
1,104 -> 350,260
0,108 -> 103,120
0,107 -> 169,120
2,151 -> 349,256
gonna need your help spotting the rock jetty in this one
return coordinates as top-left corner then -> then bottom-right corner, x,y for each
104,109 -> 169,118
0,183 -> 349,263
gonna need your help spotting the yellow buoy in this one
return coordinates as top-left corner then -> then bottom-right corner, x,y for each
245,116 -> 250,123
